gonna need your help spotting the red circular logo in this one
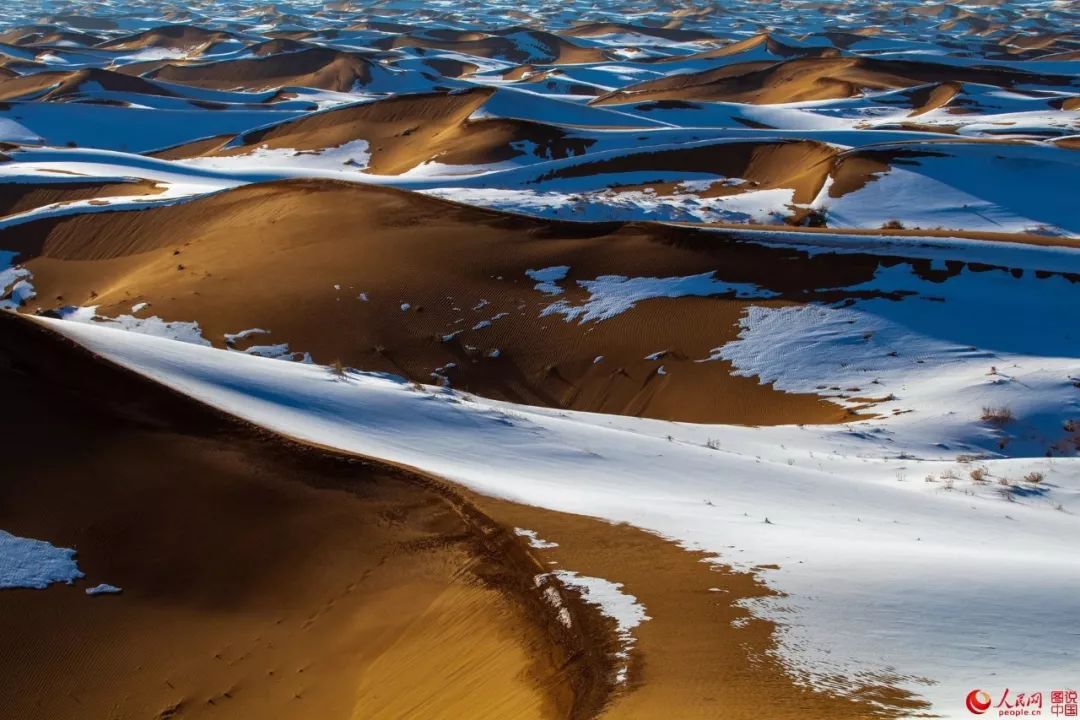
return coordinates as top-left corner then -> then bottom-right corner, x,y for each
966,689 -> 992,714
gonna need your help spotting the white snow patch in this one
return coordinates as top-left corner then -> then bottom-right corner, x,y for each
224,327 -> 270,344
553,570 -> 650,684
0,531 -> 83,590
526,265 -> 571,295
514,527 -> 559,549
58,307 -> 210,346
543,272 -> 779,323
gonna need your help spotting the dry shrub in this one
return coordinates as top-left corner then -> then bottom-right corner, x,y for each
970,467 -> 988,483
1024,472 -> 1044,484
981,406 -> 1014,427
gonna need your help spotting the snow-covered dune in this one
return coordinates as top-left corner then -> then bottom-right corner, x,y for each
38,260 -> 1080,716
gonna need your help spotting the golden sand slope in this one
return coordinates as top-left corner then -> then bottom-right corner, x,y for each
0,178 -> 166,217
473,496 -> 928,719
96,24 -> 236,52
4,180 -> 872,425
0,312 -> 611,720
146,48 -> 379,92
370,29 -> 609,65
156,87 -> 595,174
0,313 -> 921,719
536,138 -> 837,207
592,56 -> 1075,106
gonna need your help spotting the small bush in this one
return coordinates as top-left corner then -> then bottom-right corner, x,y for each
881,219 -> 905,230
802,209 -> 828,227
970,467 -> 988,483
981,406 -> 1014,427
329,359 -> 347,379
1024,472 -> 1044,484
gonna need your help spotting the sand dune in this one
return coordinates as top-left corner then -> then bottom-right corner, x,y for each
161,88 -> 598,174
0,70 -> 71,100
0,178 -> 165,217
0,2 -> 1076,717
593,56 -> 1076,106
147,48 -> 382,92
96,24 -> 235,52
372,29 -> 610,65
562,22 -> 716,43
42,67 -> 179,100
537,138 -> 836,207
0,310 -> 611,720
5,180 -> 864,425
0,25 -> 103,46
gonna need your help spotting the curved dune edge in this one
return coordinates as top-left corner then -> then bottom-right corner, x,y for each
0,311 -> 613,720
4,311 -> 921,719
5,180 -> 864,427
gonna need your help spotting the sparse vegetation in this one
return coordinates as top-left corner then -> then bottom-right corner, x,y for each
880,219 -> 905,230
981,405 -> 1014,427
1023,472 -> 1044,484
970,467 -> 988,483
329,358 -> 347,379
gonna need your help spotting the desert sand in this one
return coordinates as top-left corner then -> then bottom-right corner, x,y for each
0,0 -> 1076,717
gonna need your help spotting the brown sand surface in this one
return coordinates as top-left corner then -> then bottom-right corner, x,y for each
0,313 -> 924,720
156,88 -> 596,174
0,179 -> 166,217
96,24 -> 235,52
466,495 -> 930,719
147,48 -> 379,92
592,56 -> 1075,106
540,139 -> 837,208
0,70 -> 71,101
371,30 -> 609,65
5,180 -> 873,425
40,67 -> 180,100
0,311 -> 611,720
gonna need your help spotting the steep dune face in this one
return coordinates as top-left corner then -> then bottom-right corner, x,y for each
562,22 -> 715,42
0,71 -> 71,101
535,139 -> 837,207
147,48 -> 381,91
0,311 -> 610,720
0,179 -> 165,217
95,24 -> 236,52
41,67 -> 180,100
593,57 -> 1076,106
0,25 -> 103,46
372,28 -> 610,64
5,180 -> 868,425
0,68 -> 180,105
161,88 -> 595,173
